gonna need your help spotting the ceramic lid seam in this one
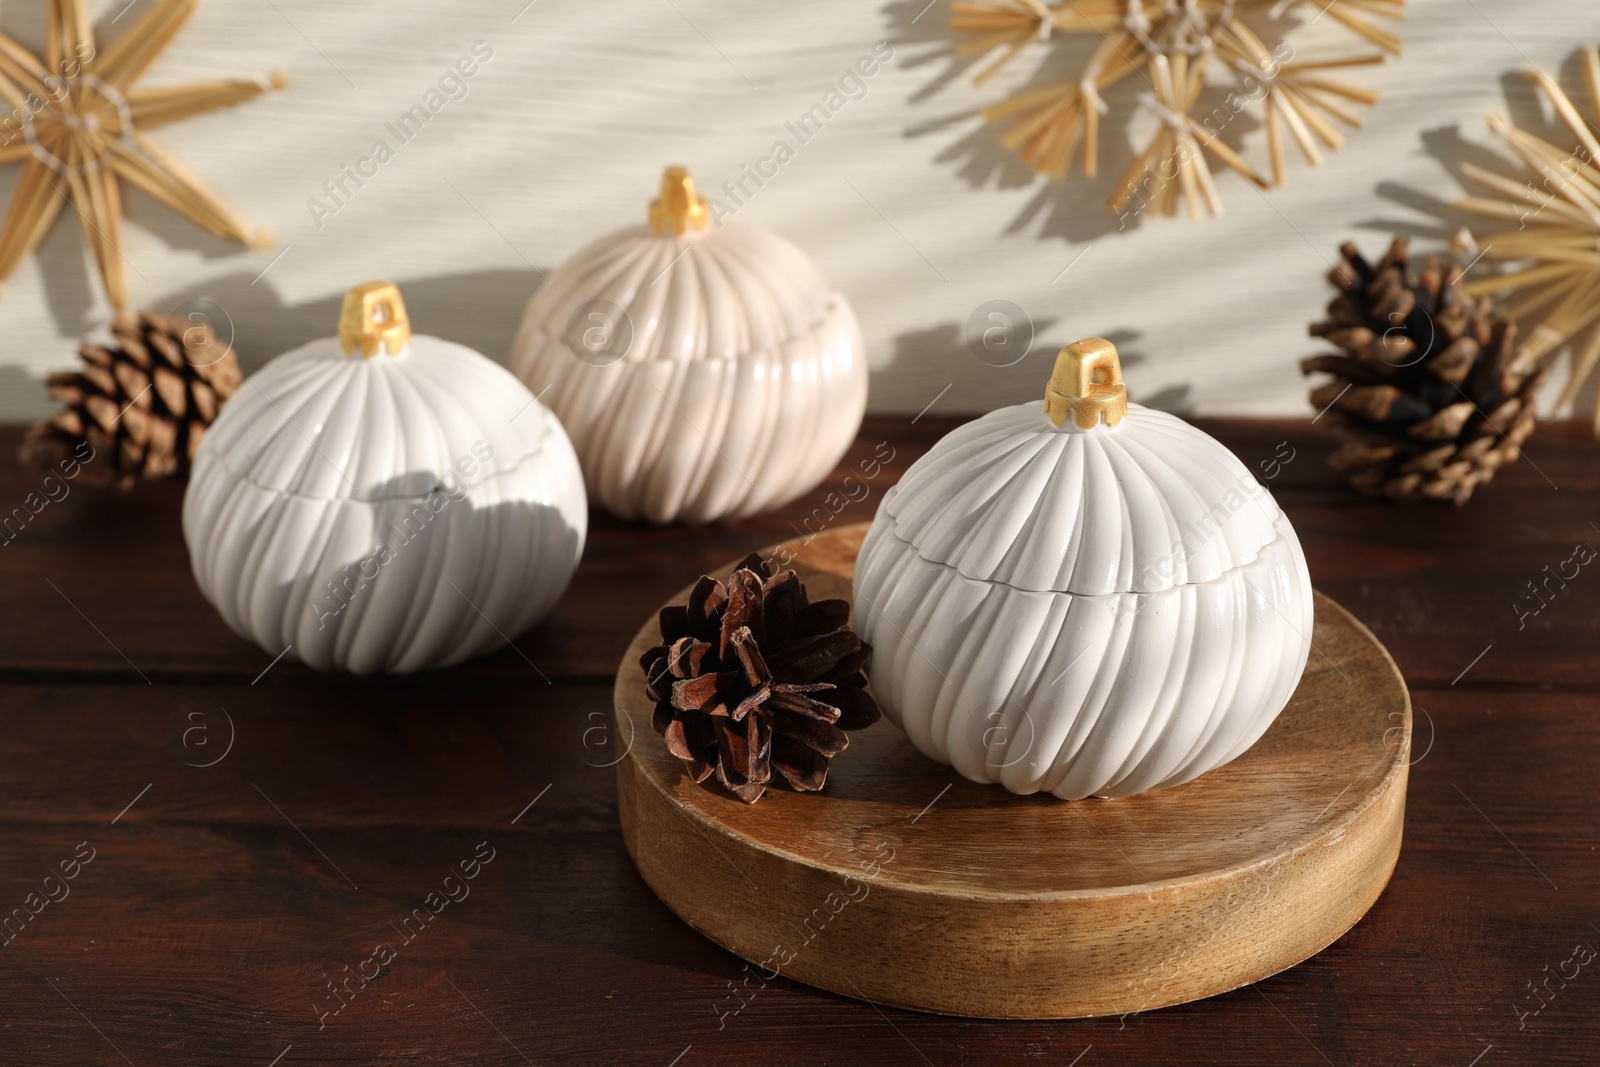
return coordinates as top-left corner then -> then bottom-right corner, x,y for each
871,512 -> 1300,599
199,419 -> 560,506
522,291 -> 852,367
880,403 -> 1284,593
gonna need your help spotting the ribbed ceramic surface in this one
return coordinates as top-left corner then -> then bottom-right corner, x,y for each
882,403 -> 1281,594
198,337 -> 547,502
851,399 -> 1313,799
508,222 -> 867,523
184,336 -> 587,674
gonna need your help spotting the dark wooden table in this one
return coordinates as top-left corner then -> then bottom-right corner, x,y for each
0,417 -> 1596,1067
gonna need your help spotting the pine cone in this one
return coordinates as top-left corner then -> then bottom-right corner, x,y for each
21,311 -> 242,489
642,553 -> 880,803
1302,237 -> 1542,506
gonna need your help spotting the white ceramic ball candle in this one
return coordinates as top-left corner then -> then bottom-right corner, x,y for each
508,166 -> 868,524
183,281 -> 587,674
852,338 -> 1313,799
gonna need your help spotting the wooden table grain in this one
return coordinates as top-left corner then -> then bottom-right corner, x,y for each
0,417 -> 1596,1066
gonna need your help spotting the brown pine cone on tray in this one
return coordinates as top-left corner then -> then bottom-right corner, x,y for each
20,311 -> 242,489
642,553 -> 880,804
1303,237 -> 1542,506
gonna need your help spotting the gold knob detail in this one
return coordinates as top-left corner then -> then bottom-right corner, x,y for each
1045,337 -> 1128,430
338,280 -> 411,358
649,165 -> 710,236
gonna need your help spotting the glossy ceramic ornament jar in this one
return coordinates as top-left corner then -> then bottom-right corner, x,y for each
852,339 -> 1313,799
183,281 -> 587,674
508,166 -> 868,524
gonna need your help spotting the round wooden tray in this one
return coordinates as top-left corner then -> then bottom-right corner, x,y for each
614,523 -> 1410,1019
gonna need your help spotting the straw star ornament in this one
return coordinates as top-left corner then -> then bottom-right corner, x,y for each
0,0 -> 285,308
1455,44 -> 1600,433
950,0 -> 1404,221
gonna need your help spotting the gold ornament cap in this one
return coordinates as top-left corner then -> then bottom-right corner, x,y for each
1045,337 -> 1128,430
649,165 -> 710,236
338,280 -> 411,358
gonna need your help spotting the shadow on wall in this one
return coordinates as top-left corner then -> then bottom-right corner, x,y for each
877,324 -> 1192,415
1366,64 -> 1583,242
7,265 -> 547,420
0,172 -> 218,342
880,0 -> 1264,244
30,199 -> 99,340
1364,56 -> 1599,422
159,268 -> 550,378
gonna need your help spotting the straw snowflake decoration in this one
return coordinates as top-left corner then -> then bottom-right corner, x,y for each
949,0 -> 1404,220
1454,44 -> 1600,432
0,0 -> 284,309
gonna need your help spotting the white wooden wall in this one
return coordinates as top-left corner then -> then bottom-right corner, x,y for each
0,0 -> 1592,421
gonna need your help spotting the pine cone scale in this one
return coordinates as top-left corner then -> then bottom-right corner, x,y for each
766,688 -> 844,723
719,571 -> 765,654
728,685 -> 772,723
671,673 -> 724,712
1408,402 -> 1474,440
827,683 -> 880,731
675,637 -> 712,677
771,741 -> 828,792
728,626 -> 769,686
153,364 -> 188,415
767,630 -> 862,682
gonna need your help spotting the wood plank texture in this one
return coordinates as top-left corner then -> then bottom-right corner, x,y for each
0,684 -> 1593,1065
1,419 -> 1595,688
0,417 -> 1596,1064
